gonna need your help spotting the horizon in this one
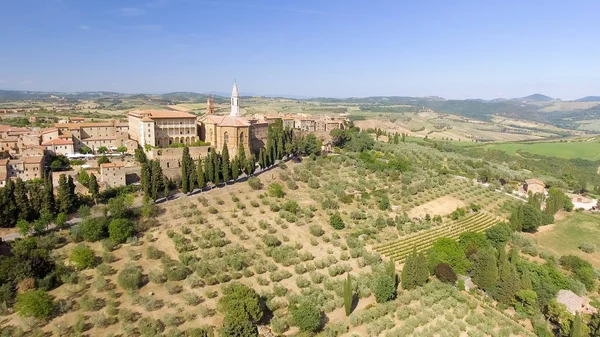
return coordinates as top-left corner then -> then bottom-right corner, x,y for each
1,0 -> 600,100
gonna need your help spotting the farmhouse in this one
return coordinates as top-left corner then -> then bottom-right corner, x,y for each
556,290 -> 597,315
524,178 -> 546,195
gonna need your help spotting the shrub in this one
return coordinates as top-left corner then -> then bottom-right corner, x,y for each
15,289 -> 55,319
286,179 -> 298,190
296,276 -> 311,288
579,242 -> 596,253
371,273 -> 395,303
248,177 -> 263,190
108,218 -> 134,244
217,283 -> 263,322
70,244 -> 96,270
308,178 -> 320,189
268,183 -> 285,198
118,263 -> 144,290
207,207 -> 218,214
329,214 -> 345,230
166,282 -> 183,294
309,225 -> 325,237
434,263 -> 457,284
262,234 -> 281,247
290,298 -> 322,332
79,217 -> 109,242
146,246 -> 164,259
138,317 -> 165,337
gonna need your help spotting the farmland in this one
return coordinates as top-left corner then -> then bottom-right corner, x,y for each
473,139 -> 600,161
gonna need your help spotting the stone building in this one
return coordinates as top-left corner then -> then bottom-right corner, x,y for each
524,178 -> 546,195
128,110 -> 198,148
0,156 -> 44,187
100,163 -> 126,187
198,82 -> 251,155
53,120 -> 132,153
42,138 -> 75,156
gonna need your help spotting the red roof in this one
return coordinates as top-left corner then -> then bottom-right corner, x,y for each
42,138 -> 74,146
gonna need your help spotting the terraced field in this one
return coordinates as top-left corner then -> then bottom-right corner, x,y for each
374,212 -> 501,261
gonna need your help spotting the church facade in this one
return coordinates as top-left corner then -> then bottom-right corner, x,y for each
198,82 -> 252,155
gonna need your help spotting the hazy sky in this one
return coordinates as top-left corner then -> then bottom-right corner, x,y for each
1,0 -> 599,99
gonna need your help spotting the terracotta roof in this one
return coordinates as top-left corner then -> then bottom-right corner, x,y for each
525,178 -> 545,186
70,117 -> 85,121
0,159 -> 8,165
23,156 -> 44,164
40,128 -> 59,135
116,122 -> 129,127
129,109 -> 197,119
201,115 -> 250,127
42,138 -> 74,146
100,163 -> 124,168
0,125 -> 30,133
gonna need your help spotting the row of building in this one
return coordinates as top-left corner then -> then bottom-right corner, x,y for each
0,82 -> 347,188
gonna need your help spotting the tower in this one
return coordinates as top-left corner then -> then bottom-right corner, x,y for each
207,96 -> 215,114
230,81 -> 240,117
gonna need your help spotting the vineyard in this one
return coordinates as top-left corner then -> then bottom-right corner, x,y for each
374,212 -> 501,261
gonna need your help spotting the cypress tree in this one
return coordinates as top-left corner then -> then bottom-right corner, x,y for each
205,149 -> 214,183
231,157 -> 240,181
14,178 -> 31,221
43,173 -> 55,215
510,204 -> 524,231
89,173 -> 99,204
571,314 -> 583,337
57,174 -> 70,213
258,148 -> 265,169
343,273 -> 353,316
28,181 -> 43,218
237,145 -> 247,174
247,154 -> 256,175
0,179 -> 18,227
187,156 -> 196,192
387,258 -> 396,286
471,248 -> 498,291
521,270 -> 533,290
181,146 -> 191,193
141,161 -> 152,198
221,144 -> 231,182
212,149 -> 220,185
415,252 -> 429,286
67,175 -> 77,212
163,175 -> 170,199
151,160 -> 163,201
401,248 -> 418,290
277,133 -> 284,160
196,157 -> 206,189
494,260 -> 521,304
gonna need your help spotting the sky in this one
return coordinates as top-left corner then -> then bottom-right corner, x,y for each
1,0 -> 600,100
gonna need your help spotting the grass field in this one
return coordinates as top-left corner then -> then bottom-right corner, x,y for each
479,140 -> 600,160
528,212 -> 600,267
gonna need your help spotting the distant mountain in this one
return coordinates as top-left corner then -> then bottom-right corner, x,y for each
573,96 -> 600,102
521,94 -> 555,102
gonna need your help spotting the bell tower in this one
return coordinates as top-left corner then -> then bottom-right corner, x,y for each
230,81 -> 240,117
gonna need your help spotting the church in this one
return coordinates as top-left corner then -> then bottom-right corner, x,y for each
198,82 -> 252,156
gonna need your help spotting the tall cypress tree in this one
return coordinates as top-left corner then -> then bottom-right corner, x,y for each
67,175 -> 77,212
205,149 -> 214,184
401,248 -> 418,290
0,179 -> 18,227
521,270 -> 533,290
237,145 -> 247,175
14,178 -> 31,221
28,180 -> 43,218
472,248 -> 498,291
181,146 -> 191,193
196,157 -> 206,189
258,148 -> 265,169
247,154 -> 256,175
89,173 -> 99,204
571,314 -> 583,337
151,160 -> 163,201
221,144 -> 231,182
494,260 -> 521,304
57,174 -> 70,214
163,175 -> 170,199
141,161 -> 152,198
276,133 -> 284,160
231,157 -> 240,181
343,273 -> 353,316
212,148 -> 220,185
187,156 -> 196,192
415,252 -> 429,286
43,173 -> 55,215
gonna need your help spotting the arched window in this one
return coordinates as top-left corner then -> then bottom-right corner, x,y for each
224,132 -> 229,144
239,132 -> 244,145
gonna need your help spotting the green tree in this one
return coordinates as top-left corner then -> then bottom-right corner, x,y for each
205,148 -> 215,183
181,146 -> 192,193
151,160 -> 163,201
290,297 -> 321,332
401,248 -> 418,290
571,314 -> 583,337
42,174 -> 55,215
196,157 -> 206,189
547,300 -> 574,337
220,317 -> 258,337
97,155 -> 110,165
163,176 -> 170,200
493,252 -> 521,304
415,252 -> 429,286
69,244 -> 96,270
97,146 -> 108,154
77,169 -> 90,187
17,219 -> 31,236
141,161 -> 152,198
268,183 -> 285,198
237,145 -> 247,174
372,270 -> 396,303
89,173 -> 99,204
14,178 -> 31,221
434,263 -> 457,284
246,154 -> 256,175
343,273 -> 353,316
329,213 -> 345,230
221,144 -> 231,182
486,223 -> 513,246
258,148 -> 266,169
55,212 -> 68,229
57,174 -> 71,213
427,238 -> 470,274
217,283 -> 263,322
379,194 -> 390,211
509,204 -> 524,231
116,146 -> 127,154
212,147 -> 220,185
79,217 -> 109,242
80,146 -> 92,154
15,289 -> 54,319
522,204 -> 543,232
231,157 -> 240,180
108,218 -> 134,243
117,263 -> 143,291
135,148 -> 147,164
471,248 -> 498,291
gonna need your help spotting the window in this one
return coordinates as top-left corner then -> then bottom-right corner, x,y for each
239,132 -> 244,145
224,132 -> 229,144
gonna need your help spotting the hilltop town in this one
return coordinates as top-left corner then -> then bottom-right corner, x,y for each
0,83 -> 347,189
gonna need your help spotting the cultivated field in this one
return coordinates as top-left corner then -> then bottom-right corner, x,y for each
477,140 -> 600,160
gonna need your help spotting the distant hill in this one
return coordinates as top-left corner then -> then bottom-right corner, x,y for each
573,96 -> 600,102
521,94 -> 555,102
